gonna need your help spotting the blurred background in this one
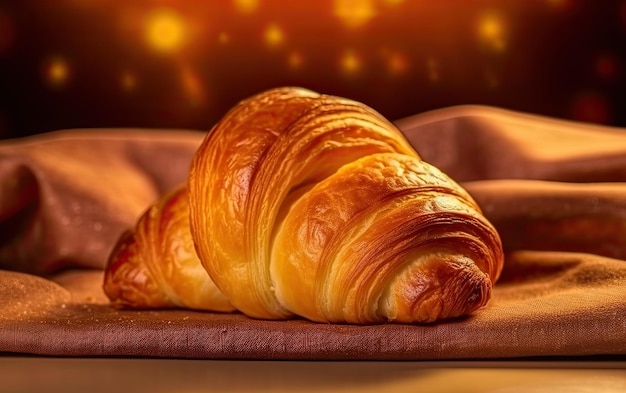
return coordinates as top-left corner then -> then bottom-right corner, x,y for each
0,0 -> 624,139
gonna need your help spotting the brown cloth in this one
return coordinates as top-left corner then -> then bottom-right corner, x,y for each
1,106 -> 625,360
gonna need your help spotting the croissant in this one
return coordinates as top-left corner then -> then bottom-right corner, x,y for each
184,87 -> 504,323
103,186 -> 234,312
103,87 -> 503,323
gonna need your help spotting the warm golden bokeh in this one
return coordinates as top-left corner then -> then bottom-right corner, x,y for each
1,1 -> 623,139
264,23 -> 284,48
477,10 -> 506,52
144,8 -> 188,53
43,56 -> 70,88
334,0 -> 377,28
340,49 -> 362,75
218,32 -> 230,44
233,0 -> 259,14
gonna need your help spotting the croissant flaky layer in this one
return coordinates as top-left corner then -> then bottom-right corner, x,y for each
271,154 -> 501,323
181,86 -> 504,323
103,187 -> 234,312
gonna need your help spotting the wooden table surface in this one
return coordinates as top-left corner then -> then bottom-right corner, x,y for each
1,356 -> 625,392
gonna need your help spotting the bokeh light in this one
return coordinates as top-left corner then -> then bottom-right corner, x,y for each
340,49 -> 362,75
426,56 -> 440,83
218,32 -> 230,44
179,65 -> 206,107
0,8 -> 16,55
571,91 -> 612,125
144,8 -> 188,54
385,51 -> 409,76
547,0 -> 573,11
595,54 -> 620,81
120,71 -> 138,92
234,0 -> 259,14
334,0 -> 376,28
477,10 -> 506,52
287,51 -> 304,70
43,56 -> 70,88
264,23 -> 284,48
1,2 -> 624,139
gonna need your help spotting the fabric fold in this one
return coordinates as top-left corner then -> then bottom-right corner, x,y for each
395,105 -> 626,182
0,129 -> 202,274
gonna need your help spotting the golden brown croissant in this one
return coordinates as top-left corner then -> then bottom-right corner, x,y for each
186,87 -> 504,323
103,186 -> 234,312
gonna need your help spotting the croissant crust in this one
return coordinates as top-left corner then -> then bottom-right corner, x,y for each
103,187 -> 234,312
186,87 -> 504,323
103,87 -> 504,323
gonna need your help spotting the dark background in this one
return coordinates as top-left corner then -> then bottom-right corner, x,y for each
0,0 -> 624,139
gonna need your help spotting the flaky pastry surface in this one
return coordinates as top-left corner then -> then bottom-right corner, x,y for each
186,87 -> 503,323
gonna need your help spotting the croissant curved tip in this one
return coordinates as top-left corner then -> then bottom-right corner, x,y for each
381,254 -> 494,324
103,229 -> 171,309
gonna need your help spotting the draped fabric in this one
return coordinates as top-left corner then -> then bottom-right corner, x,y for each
1,106 -> 625,359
